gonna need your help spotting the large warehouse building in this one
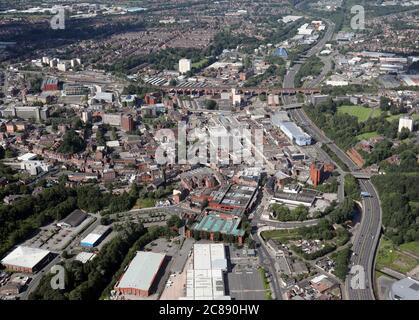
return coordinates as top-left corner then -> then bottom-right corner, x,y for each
57,209 -> 88,228
115,251 -> 166,297
80,225 -> 111,248
181,243 -> 230,300
277,121 -> 312,146
1,246 -> 52,273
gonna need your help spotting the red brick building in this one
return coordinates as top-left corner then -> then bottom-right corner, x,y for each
115,251 -> 165,297
1,246 -> 52,273
310,162 -> 335,186
144,93 -> 160,105
121,114 -> 135,132
42,78 -> 59,91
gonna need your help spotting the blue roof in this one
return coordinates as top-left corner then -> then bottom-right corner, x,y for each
273,47 -> 288,58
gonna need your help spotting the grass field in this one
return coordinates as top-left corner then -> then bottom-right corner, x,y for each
260,229 -> 301,243
258,267 -> 273,300
337,105 -> 379,122
386,114 -> 402,122
376,239 -> 419,274
192,58 -> 209,69
386,113 -> 419,122
134,198 -> 156,209
356,131 -> 379,140
370,109 -> 382,118
399,241 -> 419,257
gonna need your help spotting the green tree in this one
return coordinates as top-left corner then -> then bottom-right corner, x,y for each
4,148 -> 16,158
379,96 -> 392,111
193,229 -> 200,241
204,99 -> 218,110
213,231 -> 221,242
57,130 -> 86,154
398,127 -> 410,140
331,247 -> 351,281
111,127 -> 118,140
101,216 -> 111,225
167,215 -> 182,229
344,175 -> 360,200
72,118 -> 84,130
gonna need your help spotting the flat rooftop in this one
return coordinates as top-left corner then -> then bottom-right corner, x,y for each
17,153 -> 37,161
273,191 -> 316,205
391,277 -> 419,300
193,243 -> 227,271
183,244 -> 230,300
116,251 -> 165,291
1,246 -> 51,269
213,184 -> 257,209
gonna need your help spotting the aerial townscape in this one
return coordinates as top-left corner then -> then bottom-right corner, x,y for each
0,0 -> 418,304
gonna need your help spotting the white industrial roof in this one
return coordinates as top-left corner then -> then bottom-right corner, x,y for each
95,92 -> 113,100
210,244 -> 228,271
282,15 -> 302,23
185,269 -> 230,300
185,244 -> 230,300
116,251 -> 165,291
75,252 -> 96,264
80,233 -> 102,246
1,246 -> 50,269
193,243 -> 227,271
17,153 -> 37,161
194,244 -> 211,270
80,225 -> 111,246
106,140 -> 120,147
311,274 -> 328,284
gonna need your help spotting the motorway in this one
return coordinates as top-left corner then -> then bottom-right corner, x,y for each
280,16 -> 382,300
282,20 -> 335,92
346,180 -> 382,300
289,106 -> 382,301
243,18 -> 339,301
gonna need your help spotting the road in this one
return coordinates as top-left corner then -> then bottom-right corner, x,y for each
252,230 -> 282,300
20,255 -> 61,300
280,15 -> 382,299
346,180 -> 382,300
289,106 -> 382,301
242,18 -> 341,301
249,189 -> 325,300
258,219 -> 319,229
282,20 -> 335,93
304,54 -> 334,89
108,204 -> 195,221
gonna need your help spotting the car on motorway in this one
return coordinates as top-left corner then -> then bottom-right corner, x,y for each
360,192 -> 372,198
